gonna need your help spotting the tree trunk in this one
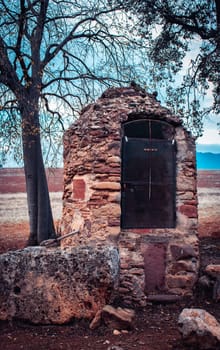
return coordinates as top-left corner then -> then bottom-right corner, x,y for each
21,102 -> 56,245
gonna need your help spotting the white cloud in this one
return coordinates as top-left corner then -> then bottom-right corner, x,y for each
197,128 -> 220,145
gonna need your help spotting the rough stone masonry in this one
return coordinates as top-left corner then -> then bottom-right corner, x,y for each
0,86 -> 199,324
61,85 -> 199,306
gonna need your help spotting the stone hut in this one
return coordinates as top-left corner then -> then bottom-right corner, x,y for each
61,86 -> 199,306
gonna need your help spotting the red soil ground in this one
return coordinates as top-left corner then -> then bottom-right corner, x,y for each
0,169 -> 220,350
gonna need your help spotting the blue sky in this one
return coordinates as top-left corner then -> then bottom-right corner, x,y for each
2,131 -> 220,169
177,37 -> 220,153
196,116 -> 220,153
1,22 -> 219,168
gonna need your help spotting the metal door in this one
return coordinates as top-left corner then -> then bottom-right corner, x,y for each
121,137 -> 176,228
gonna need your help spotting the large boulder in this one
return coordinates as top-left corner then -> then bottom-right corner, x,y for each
178,308 -> 220,349
0,245 -> 119,324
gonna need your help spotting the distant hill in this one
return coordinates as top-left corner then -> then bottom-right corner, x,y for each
196,152 -> 220,170
196,144 -> 220,154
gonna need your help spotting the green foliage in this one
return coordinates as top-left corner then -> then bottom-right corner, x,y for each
113,0 -> 220,136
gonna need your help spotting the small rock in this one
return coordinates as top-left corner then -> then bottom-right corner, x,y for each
138,340 -> 145,345
170,244 -> 196,260
89,309 -> 102,330
205,264 -> 220,278
102,305 -> 135,330
178,308 -> 220,349
113,329 -> 121,335
107,346 -> 124,350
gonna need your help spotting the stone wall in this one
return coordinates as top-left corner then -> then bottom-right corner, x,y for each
61,86 -> 199,306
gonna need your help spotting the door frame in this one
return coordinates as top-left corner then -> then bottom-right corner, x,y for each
121,119 -> 176,229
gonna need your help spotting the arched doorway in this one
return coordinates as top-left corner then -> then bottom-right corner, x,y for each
121,119 -> 176,229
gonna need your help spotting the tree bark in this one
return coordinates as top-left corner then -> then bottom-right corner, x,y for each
21,100 -> 56,245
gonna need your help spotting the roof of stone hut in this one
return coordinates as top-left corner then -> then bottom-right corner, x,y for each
67,86 -> 182,136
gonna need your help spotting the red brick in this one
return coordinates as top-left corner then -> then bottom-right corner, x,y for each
179,204 -> 197,218
73,179 -> 85,200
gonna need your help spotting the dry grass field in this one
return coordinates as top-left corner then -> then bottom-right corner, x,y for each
0,192 -> 62,253
0,186 -> 220,253
0,192 -> 62,224
198,187 -> 220,237
0,169 -> 220,252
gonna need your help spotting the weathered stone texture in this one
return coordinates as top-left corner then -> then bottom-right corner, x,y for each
178,308 -> 220,349
61,86 -> 199,305
61,86 -> 187,243
170,244 -> 197,260
0,246 -> 119,324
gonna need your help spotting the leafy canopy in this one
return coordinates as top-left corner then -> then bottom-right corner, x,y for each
113,0 -> 220,135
